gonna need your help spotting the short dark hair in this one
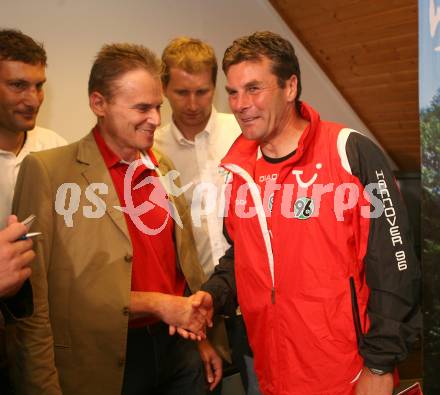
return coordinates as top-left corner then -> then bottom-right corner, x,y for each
223,31 -> 302,113
0,29 -> 47,66
161,37 -> 217,87
88,43 -> 162,99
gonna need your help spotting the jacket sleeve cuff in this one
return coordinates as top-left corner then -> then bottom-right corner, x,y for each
363,359 -> 395,374
201,283 -> 236,317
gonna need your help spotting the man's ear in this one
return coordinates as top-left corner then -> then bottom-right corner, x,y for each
285,75 -> 298,103
89,91 -> 107,117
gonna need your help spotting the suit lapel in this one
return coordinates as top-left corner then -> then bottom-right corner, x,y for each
77,133 -> 130,241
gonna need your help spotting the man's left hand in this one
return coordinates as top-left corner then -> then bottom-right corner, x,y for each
355,367 -> 393,395
197,339 -> 223,391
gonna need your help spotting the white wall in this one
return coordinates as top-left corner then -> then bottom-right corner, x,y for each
1,0 -> 392,163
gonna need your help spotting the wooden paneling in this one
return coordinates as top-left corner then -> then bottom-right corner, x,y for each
269,0 -> 419,170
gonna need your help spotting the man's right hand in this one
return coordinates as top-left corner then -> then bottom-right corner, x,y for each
158,292 -> 211,336
0,215 -> 34,298
130,290 -> 214,340
168,291 -> 214,341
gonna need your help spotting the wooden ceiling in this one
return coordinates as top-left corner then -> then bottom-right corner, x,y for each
269,0 -> 419,171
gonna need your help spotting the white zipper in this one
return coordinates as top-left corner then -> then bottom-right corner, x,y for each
223,163 -> 275,300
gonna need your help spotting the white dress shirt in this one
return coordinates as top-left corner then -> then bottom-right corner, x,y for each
0,126 -> 67,227
155,108 -> 241,276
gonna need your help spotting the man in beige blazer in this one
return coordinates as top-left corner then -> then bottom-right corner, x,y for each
8,43 -> 224,395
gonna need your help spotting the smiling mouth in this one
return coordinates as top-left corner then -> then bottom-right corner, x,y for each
17,112 -> 37,120
138,128 -> 155,134
240,116 -> 258,123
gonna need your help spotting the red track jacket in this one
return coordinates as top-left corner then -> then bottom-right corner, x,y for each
203,102 -> 420,395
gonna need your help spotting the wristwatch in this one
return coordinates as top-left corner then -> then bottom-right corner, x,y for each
367,367 -> 388,376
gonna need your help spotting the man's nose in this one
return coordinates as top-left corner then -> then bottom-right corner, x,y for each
149,108 -> 161,127
233,92 -> 250,113
24,87 -> 43,108
187,94 -> 198,112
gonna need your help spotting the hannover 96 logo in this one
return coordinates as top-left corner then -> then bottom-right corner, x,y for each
293,197 -> 315,219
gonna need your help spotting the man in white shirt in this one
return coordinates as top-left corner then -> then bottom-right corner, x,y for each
155,37 -> 260,394
0,28 -> 66,393
156,37 -> 240,277
0,29 -> 66,228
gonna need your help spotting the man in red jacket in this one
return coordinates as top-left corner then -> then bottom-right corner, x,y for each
186,31 -> 421,395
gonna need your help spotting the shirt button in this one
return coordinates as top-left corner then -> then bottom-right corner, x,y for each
118,356 -> 125,367
122,307 -> 129,316
124,254 -> 132,263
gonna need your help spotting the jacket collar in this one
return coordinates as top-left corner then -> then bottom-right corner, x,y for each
220,102 -> 320,175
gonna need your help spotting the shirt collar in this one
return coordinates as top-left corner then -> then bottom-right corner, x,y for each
170,106 -> 217,146
93,126 -> 157,170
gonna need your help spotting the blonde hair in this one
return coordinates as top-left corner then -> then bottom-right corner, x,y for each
161,37 -> 217,87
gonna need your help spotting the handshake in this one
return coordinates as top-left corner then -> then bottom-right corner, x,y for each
166,291 -> 215,341
130,289 -> 215,341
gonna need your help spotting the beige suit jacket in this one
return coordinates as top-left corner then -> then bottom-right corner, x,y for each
8,132 -> 226,395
